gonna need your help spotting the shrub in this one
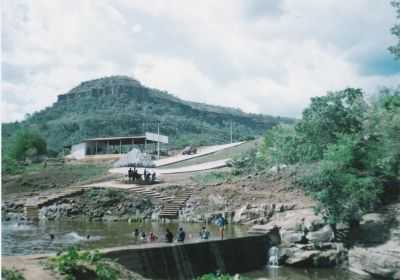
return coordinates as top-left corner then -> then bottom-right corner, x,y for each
2,268 -> 25,280
47,247 -> 120,280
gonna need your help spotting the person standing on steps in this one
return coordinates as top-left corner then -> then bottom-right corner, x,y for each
216,214 -> 226,240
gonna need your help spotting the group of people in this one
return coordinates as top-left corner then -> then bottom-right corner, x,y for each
133,228 -> 158,242
132,215 -> 226,244
128,167 -> 156,184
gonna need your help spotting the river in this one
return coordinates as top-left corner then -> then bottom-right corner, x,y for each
2,220 -> 375,279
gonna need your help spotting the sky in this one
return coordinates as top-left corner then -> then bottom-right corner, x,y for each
2,0 -> 400,122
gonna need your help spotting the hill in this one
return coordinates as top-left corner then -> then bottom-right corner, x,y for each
2,76 -> 293,153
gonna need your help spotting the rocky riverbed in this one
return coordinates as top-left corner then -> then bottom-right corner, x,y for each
2,188 -> 157,222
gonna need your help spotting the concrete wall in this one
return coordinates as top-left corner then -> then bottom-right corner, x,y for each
104,235 -> 271,280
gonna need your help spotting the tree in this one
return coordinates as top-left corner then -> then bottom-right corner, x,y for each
389,0 -> 400,59
298,134 -> 383,224
9,128 -> 47,161
294,88 -> 367,161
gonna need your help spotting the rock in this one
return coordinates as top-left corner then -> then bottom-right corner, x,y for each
349,244 -> 400,279
359,213 -> 389,244
282,246 -> 341,267
281,230 -> 306,244
306,225 -> 334,243
283,247 -> 319,266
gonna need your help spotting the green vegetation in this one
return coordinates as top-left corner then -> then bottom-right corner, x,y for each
389,0 -> 400,58
1,268 -> 25,280
192,171 -> 232,186
47,247 -> 120,280
2,128 -> 48,175
2,163 -> 110,195
235,87 -> 400,224
2,76 -> 291,157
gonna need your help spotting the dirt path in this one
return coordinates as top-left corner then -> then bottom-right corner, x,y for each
2,255 -> 59,280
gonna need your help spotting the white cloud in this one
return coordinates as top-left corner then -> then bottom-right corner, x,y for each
2,0 -> 399,123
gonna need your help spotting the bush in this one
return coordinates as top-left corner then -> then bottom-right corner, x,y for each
297,135 -> 383,224
9,128 -> 47,161
2,268 -> 25,280
47,247 -> 120,280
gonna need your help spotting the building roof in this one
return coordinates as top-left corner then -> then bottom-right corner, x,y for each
84,135 -> 146,142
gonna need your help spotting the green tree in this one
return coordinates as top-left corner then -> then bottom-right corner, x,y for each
298,134 -> 383,224
9,129 -> 47,161
261,124 -> 301,165
295,88 -> 367,161
389,0 -> 400,58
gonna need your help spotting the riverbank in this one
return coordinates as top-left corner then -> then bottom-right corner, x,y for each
2,165 -> 399,279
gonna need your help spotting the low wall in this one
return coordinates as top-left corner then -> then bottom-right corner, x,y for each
104,234 -> 271,280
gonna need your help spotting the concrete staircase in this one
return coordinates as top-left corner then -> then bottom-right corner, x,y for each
159,189 -> 193,220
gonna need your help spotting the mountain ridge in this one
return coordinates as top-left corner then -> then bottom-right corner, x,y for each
2,76 -> 293,153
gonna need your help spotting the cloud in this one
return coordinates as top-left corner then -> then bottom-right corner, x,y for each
2,0 -> 399,123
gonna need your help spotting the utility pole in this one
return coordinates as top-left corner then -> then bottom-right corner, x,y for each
230,121 -> 233,144
157,122 -> 160,160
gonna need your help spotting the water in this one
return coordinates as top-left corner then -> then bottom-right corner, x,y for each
244,267 -> 374,280
2,220 -> 247,256
2,220 -> 377,279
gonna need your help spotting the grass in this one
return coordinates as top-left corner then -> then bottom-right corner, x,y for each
191,171 -> 241,186
2,163 -> 110,195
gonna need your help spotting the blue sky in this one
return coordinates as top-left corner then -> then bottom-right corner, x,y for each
2,0 -> 400,122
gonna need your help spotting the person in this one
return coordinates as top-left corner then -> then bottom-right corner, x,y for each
128,168 -> 133,183
86,235 -> 91,240
49,233 -> 55,241
149,232 -> 157,242
132,167 -> 138,182
165,228 -> 174,243
216,214 -> 226,240
199,226 -> 210,240
133,228 -> 140,239
145,172 -> 151,183
151,172 -> 156,183
177,227 -> 186,242
140,231 -> 146,240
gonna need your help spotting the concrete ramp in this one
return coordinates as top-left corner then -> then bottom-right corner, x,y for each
155,142 -> 243,167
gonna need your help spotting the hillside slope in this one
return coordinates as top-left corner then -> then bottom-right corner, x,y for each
2,76 -> 292,152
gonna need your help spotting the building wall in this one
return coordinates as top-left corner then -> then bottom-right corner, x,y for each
70,143 -> 87,160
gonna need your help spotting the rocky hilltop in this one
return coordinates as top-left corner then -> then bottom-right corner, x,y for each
2,76 -> 292,152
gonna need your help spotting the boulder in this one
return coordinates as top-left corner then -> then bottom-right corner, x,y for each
306,225 -> 334,243
349,244 -> 400,279
281,230 -> 306,244
359,213 -> 389,244
282,247 -> 319,266
282,246 -> 342,267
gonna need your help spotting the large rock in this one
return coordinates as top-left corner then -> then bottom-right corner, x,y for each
282,246 -> 342,267
306,225 -> 334,243
281,230 -> 306,244
349,243 -> 400,279
359,213 -> 389,244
